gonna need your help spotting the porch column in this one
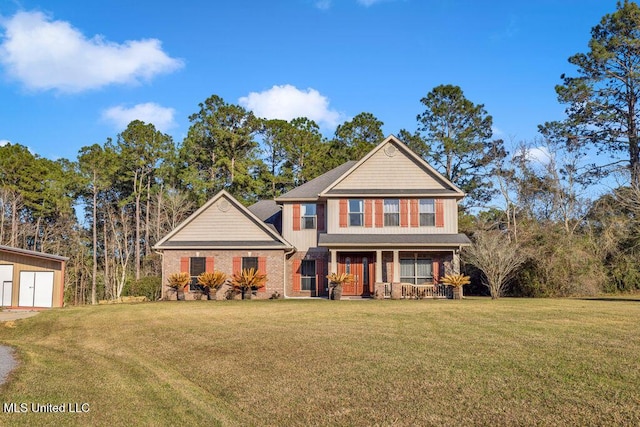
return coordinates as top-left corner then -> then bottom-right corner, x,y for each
375,250 -> 382,283
453,249 -> 460,274
392,250 -> 400,282
330,249 -> 337,274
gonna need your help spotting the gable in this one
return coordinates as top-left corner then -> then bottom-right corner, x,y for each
155,191 -> 291,249
324,137 -> 461,195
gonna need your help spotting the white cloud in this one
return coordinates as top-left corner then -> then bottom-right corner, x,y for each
523,146 -> 552,165
356,0 -> 385,6
239,84 -> 343,129
0,139 -> 9,147
314,0 -> 394,9
0,11 -> 183,93
315,0 -> 331,10
102,103 -> 177,132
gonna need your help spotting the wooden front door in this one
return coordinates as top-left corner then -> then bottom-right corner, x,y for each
338,253 -> 375,296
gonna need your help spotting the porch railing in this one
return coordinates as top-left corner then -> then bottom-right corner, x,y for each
382,283 -> 452,299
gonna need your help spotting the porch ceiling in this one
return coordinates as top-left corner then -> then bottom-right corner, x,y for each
318,233 -> 471,247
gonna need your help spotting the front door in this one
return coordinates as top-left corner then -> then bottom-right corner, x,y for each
338,253 -> 375,296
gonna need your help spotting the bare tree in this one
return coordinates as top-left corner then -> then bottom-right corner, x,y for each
463,229 -> 527,299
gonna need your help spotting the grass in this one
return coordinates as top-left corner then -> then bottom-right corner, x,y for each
0,297 -> 639,426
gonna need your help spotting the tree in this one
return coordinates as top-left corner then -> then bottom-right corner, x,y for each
260,119 -> 290,198
284,117 -> 324,185
113,120 -> 174,280
334,112 -> 384,160
556,0 -> 640,184
78,142 -> 117,304
463,230 -> 527,299
409,84 -> 506,205
180,95 -> 261,204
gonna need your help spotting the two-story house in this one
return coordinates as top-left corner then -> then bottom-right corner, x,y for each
154,135 -> 471,299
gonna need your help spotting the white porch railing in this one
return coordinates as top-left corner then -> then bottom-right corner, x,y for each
382,283 -> 452,299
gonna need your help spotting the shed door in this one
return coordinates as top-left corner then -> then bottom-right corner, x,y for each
18,271 -> 54,308
0,265 -> 12,307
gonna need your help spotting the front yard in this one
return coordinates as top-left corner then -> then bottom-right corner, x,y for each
0,297 -> 639,426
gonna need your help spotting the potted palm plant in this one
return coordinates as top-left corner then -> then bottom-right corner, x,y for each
231,268 -> 267,300
167,272 -> 190,301
326,272 -> 354,300
197,271 -> 228,300
440,273 -> 471,300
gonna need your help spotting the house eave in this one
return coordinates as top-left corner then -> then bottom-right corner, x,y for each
154,241 -> 293,251
317,233 -> 472,248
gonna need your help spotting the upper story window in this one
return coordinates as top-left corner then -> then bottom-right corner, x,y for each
348,200 -> 364,226
419,199 -> 435,226
300,203 -> 316,229
384,199 -> 400,226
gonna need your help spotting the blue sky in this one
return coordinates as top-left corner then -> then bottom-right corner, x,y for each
0,0 -> 620,163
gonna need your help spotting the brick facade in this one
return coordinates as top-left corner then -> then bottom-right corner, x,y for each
162,249 -> 285,300
287,249 -> 329,298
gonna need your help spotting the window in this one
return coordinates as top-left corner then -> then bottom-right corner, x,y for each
348,199 -> 364,226
242,257 -> 258,272
419,199 -> 435,227
300,203 -> 316,229
300,260 -> 316,291
400,254 -> 432,284
384,199 -> 400,226
189,257 -> 206,291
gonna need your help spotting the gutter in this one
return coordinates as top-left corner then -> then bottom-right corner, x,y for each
283,246 -> 305,299
154,250 -> 164,300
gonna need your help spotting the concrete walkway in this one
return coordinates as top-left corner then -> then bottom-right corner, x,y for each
0,310 -> 40,322
0,310 -> 40,386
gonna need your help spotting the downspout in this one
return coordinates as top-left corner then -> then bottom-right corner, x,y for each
154,250 -> 164,301
282,246 -> 299,299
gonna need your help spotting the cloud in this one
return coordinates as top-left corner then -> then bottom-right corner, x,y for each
315,0 -> 331,10
239,84 -> 343,129
0,11 -> 183,93
356,0 -> 386,6
492,126 -> 504,137
314,0 -> 395,9
102,103 -> 177,132
0,140 -> 9,147
523,146 -> 552,165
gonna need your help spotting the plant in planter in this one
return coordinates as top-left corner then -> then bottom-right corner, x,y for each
197,271 -> 228,300
326,272 -> 354,300
231,268 -> 267,300
440,273 -> 471,299
167,272 -> 190,301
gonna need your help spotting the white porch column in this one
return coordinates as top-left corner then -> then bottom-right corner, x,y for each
375,250 -> 382,283
330,249 -> 337,274
392,250 -> 400,282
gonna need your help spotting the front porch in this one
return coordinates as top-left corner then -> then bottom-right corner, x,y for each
377,282 -> 453,299
326,248 -> 462,299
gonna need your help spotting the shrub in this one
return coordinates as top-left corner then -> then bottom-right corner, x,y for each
197,271 -> 228,300
125,276 -> 162,301
231,268 -> 267,299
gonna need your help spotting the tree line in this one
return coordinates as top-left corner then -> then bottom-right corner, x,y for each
3,1 -> 640,302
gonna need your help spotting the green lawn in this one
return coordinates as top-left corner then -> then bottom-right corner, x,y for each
0,298 -> 639,426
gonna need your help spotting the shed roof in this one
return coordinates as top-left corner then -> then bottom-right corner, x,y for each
0,245 -> 68,262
